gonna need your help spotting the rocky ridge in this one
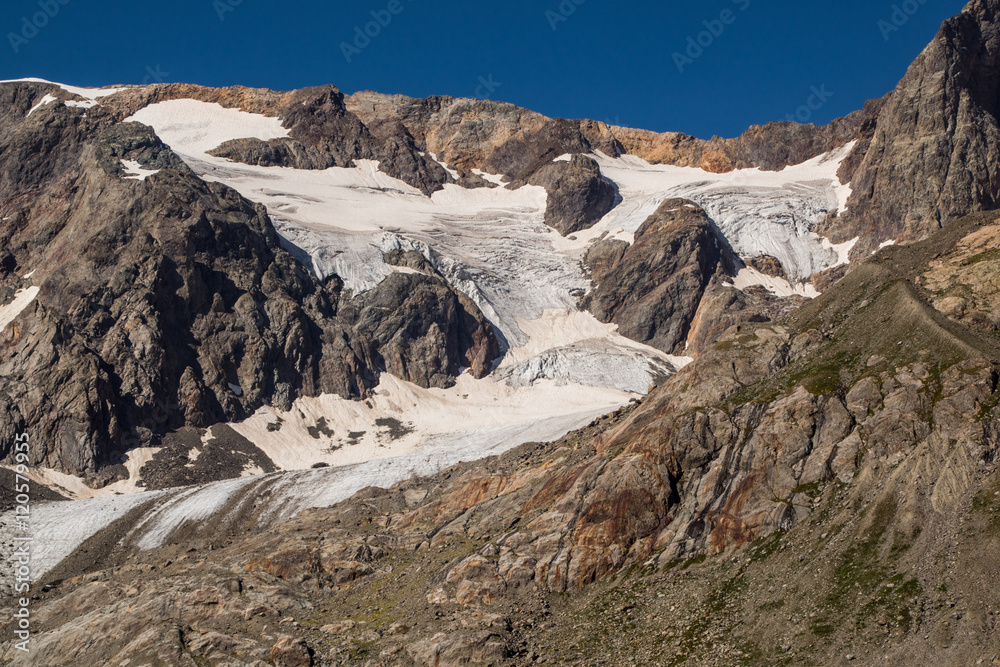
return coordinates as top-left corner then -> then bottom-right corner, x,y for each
830,0 -> 1000,255
0,81 -> 497,479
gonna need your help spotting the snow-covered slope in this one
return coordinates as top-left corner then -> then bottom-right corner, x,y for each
585,144 -> 858,283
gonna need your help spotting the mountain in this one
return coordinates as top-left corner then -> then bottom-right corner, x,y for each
830,0 -> 1000,254
3,0 -> 1000,665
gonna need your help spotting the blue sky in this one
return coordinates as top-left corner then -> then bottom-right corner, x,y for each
0,0 -> 967,138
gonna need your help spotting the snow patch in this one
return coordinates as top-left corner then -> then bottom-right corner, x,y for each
822,236 -> 859,267
471,168 -> 507,186
121,159 -> 160,181
552,154 -> 573,162
27,93 -> 56,117
873,240 -> 898,255
727,267 -> 820,299
126,99 -> 290,156
0,286 -> 39,332
64,99 -> 98,110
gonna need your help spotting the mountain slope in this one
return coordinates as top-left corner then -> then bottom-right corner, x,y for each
5,210 -> 999,667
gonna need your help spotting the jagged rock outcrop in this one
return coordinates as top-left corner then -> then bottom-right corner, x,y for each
683,280 -> 807,357
583,200 -> 722,354
522,155 -> 618,236
340,272 -> 500,388
581,200 -> 808,357
207,85 -> 453,197
0,82 -> 495,478
830,0 -> 1000,254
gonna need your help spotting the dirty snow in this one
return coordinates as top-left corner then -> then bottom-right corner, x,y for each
727,266 -> 820,299
0,286 -> 39,332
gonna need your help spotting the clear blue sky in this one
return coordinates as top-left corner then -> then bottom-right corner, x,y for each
0,0 -> 967,139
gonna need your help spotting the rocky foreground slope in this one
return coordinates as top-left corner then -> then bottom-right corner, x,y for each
5,209 -> 1000,667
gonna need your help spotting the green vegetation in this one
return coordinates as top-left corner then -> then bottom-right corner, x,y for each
962,248 -> 1000,266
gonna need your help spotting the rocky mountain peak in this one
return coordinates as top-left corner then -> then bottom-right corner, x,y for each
829,0 -> 1000,254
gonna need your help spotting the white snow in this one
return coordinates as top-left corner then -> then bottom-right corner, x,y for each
26,93 -> 56,117
64,99 -> 98,110
127,99 -> 289,155
823,236 -> 859,267
120,159 -> 160,181
873,239 -> 898,254
585,142 -> 859,282
22,270 -> 35,281
429,153 -> 461,181
228,383 -> 244,397
472,168 -> 508,186
727,266 -> 820,299
0,286 -> 39,332
552,154 -> 573,162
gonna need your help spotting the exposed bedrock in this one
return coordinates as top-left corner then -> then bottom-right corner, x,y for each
0,86 -> 495,478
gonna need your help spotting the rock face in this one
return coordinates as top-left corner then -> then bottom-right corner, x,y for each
583,200 -> 722,355
523,155 -> 618,236
0,82 -> 496,478
340,272 -> 500,389
830,0 -> 1000,254
581,200 -> 810,357
208,85 -> 454,197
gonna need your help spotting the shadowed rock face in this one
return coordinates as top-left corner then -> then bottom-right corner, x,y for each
524,155 -> 618,236
581,200 -> 808,358
340,272 -> 500,389
583,200 -> 722,355
830,0 -> 1000,254
0,82 -> 497,478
